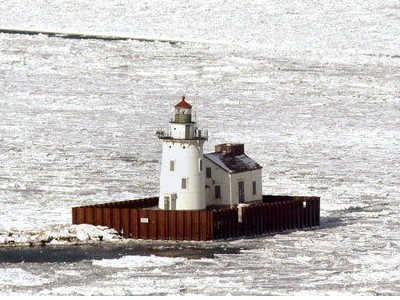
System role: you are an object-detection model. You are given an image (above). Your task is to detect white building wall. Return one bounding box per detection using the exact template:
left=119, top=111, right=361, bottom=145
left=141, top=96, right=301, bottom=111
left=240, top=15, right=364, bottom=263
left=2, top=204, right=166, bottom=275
left=170, top=123, right=194, bottom=139
left=230, top=169, right=263, bottom=203
left=205, top=162, right=231, bottom=206
left=159, top=140, right=205, bottom=210
left=204, top=159, right=262, bottom=207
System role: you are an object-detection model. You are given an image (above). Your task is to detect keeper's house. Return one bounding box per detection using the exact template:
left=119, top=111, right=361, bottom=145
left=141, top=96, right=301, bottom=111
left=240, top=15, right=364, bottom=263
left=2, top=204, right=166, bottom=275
left=204, top=143, right=263, bottom=208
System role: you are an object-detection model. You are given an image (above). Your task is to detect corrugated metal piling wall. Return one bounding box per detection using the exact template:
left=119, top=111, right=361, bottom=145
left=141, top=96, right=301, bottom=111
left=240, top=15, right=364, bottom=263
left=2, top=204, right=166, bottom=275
left=72, top=195, right=320, bottom=241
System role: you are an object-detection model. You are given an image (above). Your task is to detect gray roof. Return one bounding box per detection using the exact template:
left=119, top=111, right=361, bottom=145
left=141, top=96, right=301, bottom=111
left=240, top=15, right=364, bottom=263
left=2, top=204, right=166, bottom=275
left=204, top=152, right=262, bottom=173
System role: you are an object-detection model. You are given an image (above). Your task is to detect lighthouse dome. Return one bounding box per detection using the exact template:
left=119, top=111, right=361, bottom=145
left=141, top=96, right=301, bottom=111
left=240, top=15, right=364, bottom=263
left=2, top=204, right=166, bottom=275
left=173, top=96, right=192, bottom=123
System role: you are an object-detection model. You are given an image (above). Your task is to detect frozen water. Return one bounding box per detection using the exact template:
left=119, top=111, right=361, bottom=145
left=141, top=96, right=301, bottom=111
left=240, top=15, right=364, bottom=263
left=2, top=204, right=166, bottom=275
left=92, top=255, right=186, bottom=269
left=0, top=0, right=399, bottom=296
left=0, top=268, right=52, bottom=287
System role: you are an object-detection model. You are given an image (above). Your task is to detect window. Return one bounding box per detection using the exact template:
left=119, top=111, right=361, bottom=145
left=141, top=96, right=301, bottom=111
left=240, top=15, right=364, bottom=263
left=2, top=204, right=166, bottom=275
left=185, top=125, right=191, bottom=139
left=206, top=167, right=212, bottom=178
left=199, top=159, right=203, bottom=171
left=252, top=181, right=257, bottom=195
left=170, top=160, right=175, bottom=171
left=215, top=185, right=221, bottom=199
left=238, top=181, right=245, bottom=203
left=181, top=178, right=188, bottom=189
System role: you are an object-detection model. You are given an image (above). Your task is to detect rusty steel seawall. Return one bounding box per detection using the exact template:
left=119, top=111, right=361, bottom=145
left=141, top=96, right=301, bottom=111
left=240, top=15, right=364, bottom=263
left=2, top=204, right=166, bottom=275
left=72, top=196, right=320, bottom=241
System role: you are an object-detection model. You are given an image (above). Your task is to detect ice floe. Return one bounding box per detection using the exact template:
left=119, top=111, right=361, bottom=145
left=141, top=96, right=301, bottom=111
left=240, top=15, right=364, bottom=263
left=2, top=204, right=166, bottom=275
left=0, top=224, right=121, bottom=247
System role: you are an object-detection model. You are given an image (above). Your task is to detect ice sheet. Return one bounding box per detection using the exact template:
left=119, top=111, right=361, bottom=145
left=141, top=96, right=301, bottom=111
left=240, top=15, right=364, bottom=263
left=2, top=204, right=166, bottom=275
left=0, top=0, right=399, bottom=296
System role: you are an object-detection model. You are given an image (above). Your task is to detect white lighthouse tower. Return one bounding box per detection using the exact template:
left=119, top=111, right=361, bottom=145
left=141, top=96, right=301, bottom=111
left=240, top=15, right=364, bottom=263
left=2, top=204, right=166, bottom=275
left=157, top=96, right=208, bottom=210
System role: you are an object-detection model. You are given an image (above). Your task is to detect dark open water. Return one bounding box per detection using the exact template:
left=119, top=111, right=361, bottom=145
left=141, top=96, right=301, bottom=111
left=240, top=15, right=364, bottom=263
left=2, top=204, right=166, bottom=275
left=0, top=243, right=243, bottom=263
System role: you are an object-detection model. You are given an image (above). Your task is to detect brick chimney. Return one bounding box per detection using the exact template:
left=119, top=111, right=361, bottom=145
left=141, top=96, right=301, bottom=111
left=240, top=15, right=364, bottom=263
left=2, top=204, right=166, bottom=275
left=215, top=143, right=245, bottom=157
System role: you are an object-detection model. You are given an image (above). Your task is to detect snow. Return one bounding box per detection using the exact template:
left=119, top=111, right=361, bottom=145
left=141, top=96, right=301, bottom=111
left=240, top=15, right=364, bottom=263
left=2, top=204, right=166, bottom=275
left=0, top=0, right=399, bottom=296
left=204, top=152, right=261, bottom=173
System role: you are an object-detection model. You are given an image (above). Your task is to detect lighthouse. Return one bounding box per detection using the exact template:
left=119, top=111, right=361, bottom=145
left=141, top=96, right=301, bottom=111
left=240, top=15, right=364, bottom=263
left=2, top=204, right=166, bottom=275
left=73, top=95, right=321, bottom=240
left=156, top=96, right=208, bottom=210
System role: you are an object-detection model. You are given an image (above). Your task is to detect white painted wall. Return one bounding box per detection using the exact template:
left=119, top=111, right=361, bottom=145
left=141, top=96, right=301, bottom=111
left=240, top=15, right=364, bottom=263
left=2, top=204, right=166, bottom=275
left=205, top=161, right=231, bottom=207
left=231, top=169, right=263, bottom=203
left=159, top=140, right=206, bottom=210
left=170, top=123, right=194, bottom=139
left=204, top=158, right=262, bottom=207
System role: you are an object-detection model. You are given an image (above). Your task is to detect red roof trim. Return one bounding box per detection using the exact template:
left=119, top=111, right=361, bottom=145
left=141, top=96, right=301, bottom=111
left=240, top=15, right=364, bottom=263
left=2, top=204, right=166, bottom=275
left=175, top=96, right=192, bottom=108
